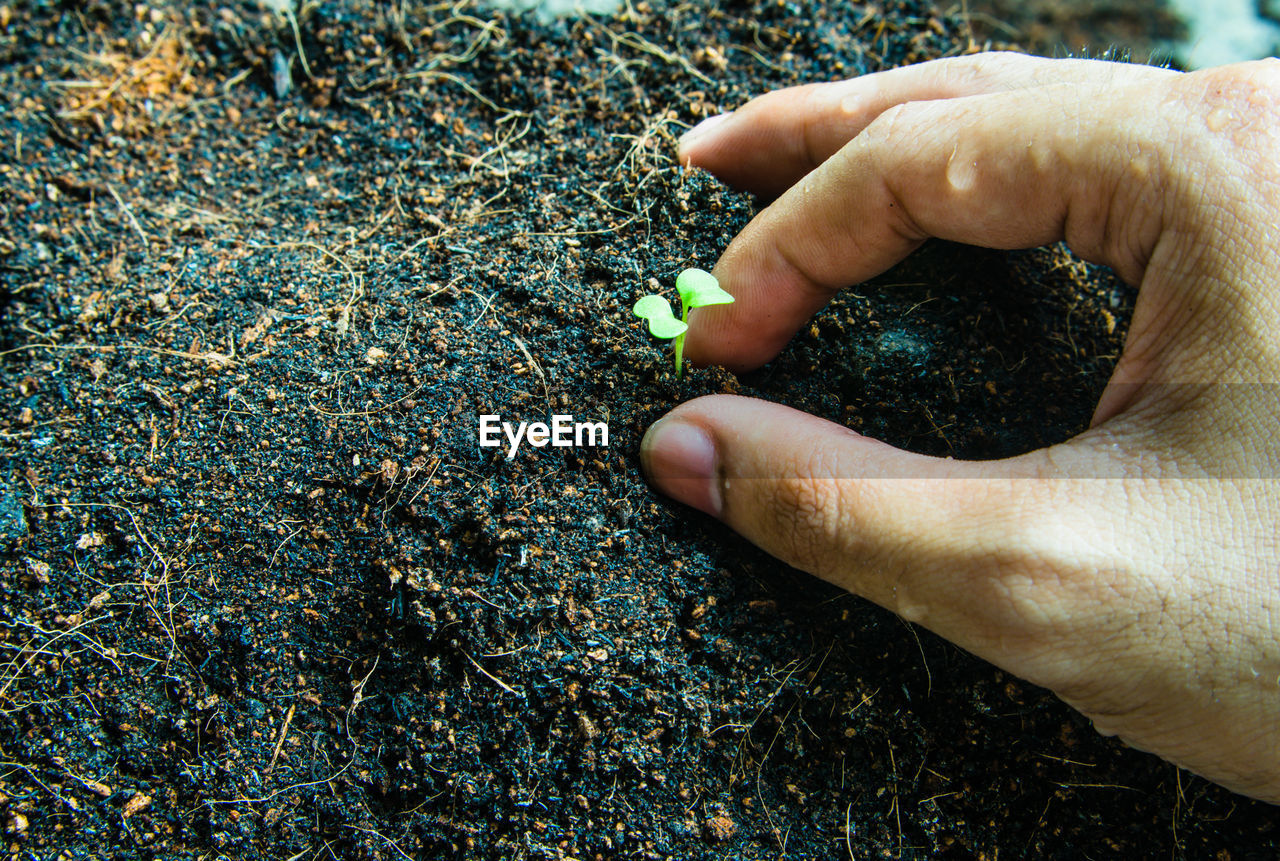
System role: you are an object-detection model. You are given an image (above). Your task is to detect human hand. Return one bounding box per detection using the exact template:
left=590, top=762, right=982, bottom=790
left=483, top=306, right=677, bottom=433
left=641, top=52, right=1280, bottom=803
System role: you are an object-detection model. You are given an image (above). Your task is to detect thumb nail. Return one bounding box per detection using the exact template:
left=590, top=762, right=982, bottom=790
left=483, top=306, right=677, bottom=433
left=640, top=418, right=723, bottom=517
left=679, top=113, right=731, bottom=149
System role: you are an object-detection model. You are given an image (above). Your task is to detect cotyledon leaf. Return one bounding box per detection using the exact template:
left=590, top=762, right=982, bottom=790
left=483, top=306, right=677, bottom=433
left=676, top=268, right=735, bottom=310
left=633, top=294, right=688, bottom=339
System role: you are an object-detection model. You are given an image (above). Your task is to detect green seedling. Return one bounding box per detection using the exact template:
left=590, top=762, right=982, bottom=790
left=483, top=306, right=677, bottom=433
left=633, top=268, right=735, bottom=378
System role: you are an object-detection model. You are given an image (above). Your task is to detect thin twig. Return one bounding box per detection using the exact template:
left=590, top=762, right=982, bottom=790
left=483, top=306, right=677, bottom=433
left=107, top=184, right=151, bottom=251
left=0, top=341, right=236, bottom=368
left=282, top=7, right=313, bottom=78
left=460, top=649, right=517, bottom=695
left=267, top=704, right=296, bottom=774
left=510, top=334, right=549, bottom=410
left=341, top=825, right=414, bottom=861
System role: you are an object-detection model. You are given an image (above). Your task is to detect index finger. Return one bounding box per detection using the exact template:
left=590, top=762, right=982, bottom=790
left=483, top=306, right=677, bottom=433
left=683, top=70, right=1177, bottom=372
left=679, top=52, right=1174, bottom=200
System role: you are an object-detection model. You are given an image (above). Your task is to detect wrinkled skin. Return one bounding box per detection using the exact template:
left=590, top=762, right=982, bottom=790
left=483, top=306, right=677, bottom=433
left=640, top=53, right=1280, bottom=803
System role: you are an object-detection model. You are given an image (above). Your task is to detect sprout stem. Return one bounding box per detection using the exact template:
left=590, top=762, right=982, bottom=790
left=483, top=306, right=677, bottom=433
left=674, top=297, right=694, bottom=378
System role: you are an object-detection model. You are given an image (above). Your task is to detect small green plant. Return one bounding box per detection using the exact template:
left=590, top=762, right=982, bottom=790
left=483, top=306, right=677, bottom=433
left=633, top=268, right=735, bottom=378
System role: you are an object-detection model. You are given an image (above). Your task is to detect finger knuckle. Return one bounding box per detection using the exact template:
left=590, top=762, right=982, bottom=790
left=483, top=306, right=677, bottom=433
left=798, top=83, right=832, bottom=170
left=858, top=105, right=931, bottom=241
left=965, top=506, right=1145, bottom=683
left=1180, top=60, right=1280, bottom=163
left=1194, top=58, right=1280, bottom=110
left=977, top=535, right=1084, bottom=637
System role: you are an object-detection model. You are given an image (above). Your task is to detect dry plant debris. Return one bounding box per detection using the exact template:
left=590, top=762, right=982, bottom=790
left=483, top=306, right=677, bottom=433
left=54, top=26, right=201, bottom=135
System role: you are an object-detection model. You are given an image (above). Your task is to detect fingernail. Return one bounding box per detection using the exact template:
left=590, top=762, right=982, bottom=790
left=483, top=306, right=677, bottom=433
left=679, top=113, right=731, bottom=149
left=640, top=418, right=723, bottom=517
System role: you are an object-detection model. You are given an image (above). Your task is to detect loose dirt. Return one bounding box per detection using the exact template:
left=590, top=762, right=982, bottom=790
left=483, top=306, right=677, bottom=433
left=1, top=1, right=1275, bottom=858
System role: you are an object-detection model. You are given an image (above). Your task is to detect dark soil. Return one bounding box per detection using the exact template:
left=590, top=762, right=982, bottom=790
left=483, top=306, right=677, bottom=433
left=0, top=1, right=1275, bottom=859
left=963, top=0, right=1186, bottom=65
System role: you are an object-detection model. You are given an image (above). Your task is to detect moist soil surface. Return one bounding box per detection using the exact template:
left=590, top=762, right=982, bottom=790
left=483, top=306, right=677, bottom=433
left=1, top=1, right=1277, bottom=859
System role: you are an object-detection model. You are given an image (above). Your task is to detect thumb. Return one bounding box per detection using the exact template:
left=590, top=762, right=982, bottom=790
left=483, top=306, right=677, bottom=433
left=640, top=394, right=1121, bottom=687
